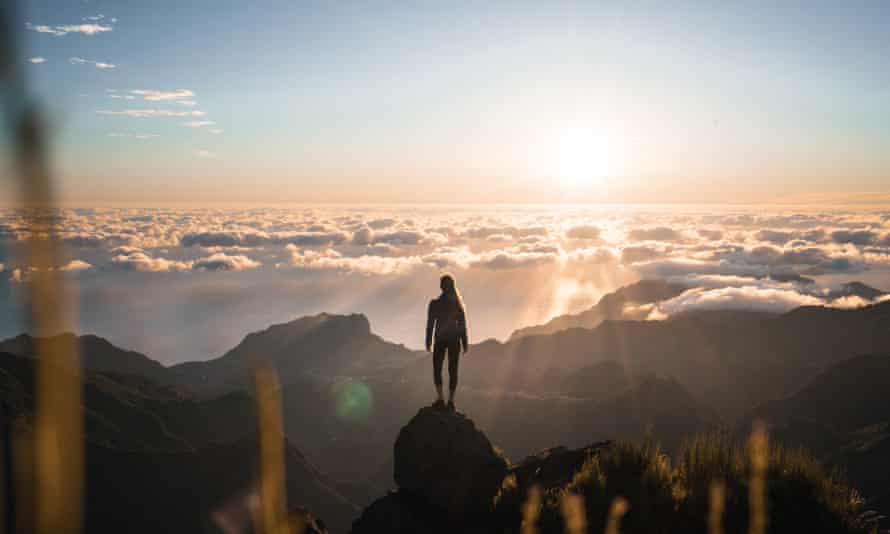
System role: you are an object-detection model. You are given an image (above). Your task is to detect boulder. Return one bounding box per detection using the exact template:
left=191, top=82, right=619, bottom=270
left=393, top=406, right=508, bottom=522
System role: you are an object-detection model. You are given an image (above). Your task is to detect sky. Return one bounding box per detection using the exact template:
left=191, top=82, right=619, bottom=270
left=2, top=0, right=889, bottom=205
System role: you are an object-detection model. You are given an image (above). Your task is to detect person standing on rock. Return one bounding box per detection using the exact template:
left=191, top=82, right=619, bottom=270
left=425, top=273, right=469, bottom=411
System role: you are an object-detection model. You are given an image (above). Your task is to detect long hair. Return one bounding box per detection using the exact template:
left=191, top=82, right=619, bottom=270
left=439, top=273, right=464, bottom=311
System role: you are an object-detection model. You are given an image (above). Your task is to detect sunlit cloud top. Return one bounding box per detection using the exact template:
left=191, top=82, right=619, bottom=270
left=1, top=205, right=888, bottom=362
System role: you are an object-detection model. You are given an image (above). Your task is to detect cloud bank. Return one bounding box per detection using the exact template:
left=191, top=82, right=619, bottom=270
left=1, top=206, right=888, bottom=362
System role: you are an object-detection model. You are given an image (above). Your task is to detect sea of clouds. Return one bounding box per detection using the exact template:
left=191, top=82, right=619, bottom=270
left=1, top=205, right=889, bottom=364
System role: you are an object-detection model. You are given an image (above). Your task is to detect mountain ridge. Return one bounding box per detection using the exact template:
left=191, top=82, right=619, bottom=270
left=3, top=279, right=885, bottom=386
left=508, top=279, right=688, bottom=340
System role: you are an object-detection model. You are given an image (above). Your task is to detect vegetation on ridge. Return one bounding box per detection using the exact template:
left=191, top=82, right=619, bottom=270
left=494, top=434, right=874, bottom=534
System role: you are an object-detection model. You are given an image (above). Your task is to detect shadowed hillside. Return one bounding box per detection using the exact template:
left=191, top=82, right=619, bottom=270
left=0, top=332, right=170, bottom=384
left=0, top=352, right=358, bottom=533
left=0, top=352, right=255, bottom=451
left=78, top=435, right=357, bottom=534
left=748, top=352, right=890, bottom=521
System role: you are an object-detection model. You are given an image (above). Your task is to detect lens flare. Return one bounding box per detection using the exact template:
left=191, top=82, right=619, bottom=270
left=334, top=379, right=373, bottom=421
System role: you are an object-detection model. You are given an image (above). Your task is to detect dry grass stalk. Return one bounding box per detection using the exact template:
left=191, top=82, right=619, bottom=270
left=748, top=422, right=768, bottom=534
left=604, top=496, right=629, bottom=534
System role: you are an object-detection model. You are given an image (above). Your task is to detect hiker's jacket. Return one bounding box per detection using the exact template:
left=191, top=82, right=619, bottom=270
left=426, top=294, right=468, bottom=350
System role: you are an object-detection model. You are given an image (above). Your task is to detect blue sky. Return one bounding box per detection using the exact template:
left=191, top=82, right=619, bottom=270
left=5, top=0, right=890, bottom=205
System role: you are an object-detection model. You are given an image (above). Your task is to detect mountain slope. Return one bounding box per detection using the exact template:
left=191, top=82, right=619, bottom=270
left=509, top=279, right=687, bottom=340
left=0, top=351, right=255, bottom=451
left=0, top=352, right=360, bottom=533
left=747, top=352, right=890, bottom=522
left=80, top=435, right=358, bottom=534
left=0, top=332, right=169, bottom=384
left=753, top=353, right=890, bottom=434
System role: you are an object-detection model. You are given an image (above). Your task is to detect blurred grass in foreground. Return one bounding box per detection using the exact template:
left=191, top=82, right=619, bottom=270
left=496, top=427, right=877, bottom=534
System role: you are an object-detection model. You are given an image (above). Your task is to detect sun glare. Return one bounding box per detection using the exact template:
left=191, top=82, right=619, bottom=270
left=545, top=126, right=623, bottom=190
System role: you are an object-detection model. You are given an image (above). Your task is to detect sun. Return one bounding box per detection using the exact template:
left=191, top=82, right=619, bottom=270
left=545, top=126, right=623, bottom=189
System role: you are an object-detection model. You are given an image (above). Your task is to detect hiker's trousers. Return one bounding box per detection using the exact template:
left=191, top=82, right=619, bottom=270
left=432, top=338, right=461, bottom=391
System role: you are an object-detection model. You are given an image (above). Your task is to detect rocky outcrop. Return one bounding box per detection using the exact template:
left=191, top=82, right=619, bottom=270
left=351, top=406, right=509, bottom=532
left=394, top=406, right=509, bottom=521
left=350, top=407, right=617, bottom=534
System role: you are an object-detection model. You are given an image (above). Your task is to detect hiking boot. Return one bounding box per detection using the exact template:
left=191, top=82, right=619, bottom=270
left=433, top=399, right=446, bottom=410
left=447, top=400, right=456, bottom=412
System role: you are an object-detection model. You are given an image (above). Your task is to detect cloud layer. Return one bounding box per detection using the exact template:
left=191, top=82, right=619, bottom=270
left=1, top=206, right=888, bottom=362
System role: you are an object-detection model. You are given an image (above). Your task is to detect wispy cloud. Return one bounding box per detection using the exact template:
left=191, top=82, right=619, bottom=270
left=28, top=57, right=47, bottom=64
left=184, top=121, right=215, bottom=128
left=130, top=89, right=195, bottom=101
left=26, top=21, right=112, bottom=37
left=175, top=100, right=198, bottom=106
left=69, top=57, right=116, bottom=69
left=209, top=129, right=224, bottom=134
left=82, top=14, right=106, bottom=22
left=195, top=150, right=216, bottom=158
left=97, top=109, right=207, bottom=118
left=108, top=133, right=160, bottom=139
left=110, top=94, right=135, bottom=100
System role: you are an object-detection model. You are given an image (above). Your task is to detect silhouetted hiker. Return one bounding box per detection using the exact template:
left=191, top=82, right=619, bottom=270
left=426, top=273, right=469, bottom=411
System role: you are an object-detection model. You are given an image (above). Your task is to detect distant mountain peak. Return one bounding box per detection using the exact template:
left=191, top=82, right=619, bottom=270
left=260, top=312, right=372, bottom=338
left=829, top=281, right=886, bottom=301
left=169, top=311, right=413, bottom=394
